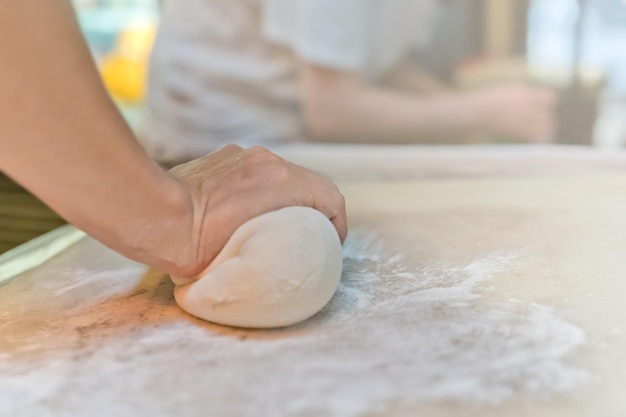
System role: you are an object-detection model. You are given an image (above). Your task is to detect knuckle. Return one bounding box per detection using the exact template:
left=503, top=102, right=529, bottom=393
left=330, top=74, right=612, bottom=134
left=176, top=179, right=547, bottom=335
left=329, top=183, right=345, bottom=204
left=219, top=144, right=242, bottom=153
left=247, top=145, right=267, bottom=154
left=243, top=146, right=282, bottom=165
left=246, top=145, right=272, bottom=157
left=267, top=162, right=292, bottom=182
left=337, top=191, right=346, bottom=209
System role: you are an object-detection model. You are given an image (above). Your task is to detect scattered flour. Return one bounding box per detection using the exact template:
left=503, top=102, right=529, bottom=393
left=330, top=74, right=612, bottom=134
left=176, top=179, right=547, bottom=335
left=0, top=230, right=587, bottom=416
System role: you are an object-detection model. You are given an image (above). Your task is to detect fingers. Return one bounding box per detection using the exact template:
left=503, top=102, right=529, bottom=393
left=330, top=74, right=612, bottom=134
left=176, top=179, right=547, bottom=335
left=289, top=164, right=348, bottom=243
left=317, top=183, right=348, bottom=244
left=328, top=201, right=348, bottom=244
left=309, top=185, right=348, bottom=243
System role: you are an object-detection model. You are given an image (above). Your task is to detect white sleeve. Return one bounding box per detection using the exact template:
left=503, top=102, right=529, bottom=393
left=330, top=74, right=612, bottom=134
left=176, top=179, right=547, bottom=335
left=261, top=0, right=372, bottom=73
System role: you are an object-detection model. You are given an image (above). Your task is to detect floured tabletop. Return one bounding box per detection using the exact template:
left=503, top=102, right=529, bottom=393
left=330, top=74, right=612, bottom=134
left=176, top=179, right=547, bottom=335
left=1, top=145, right=626, bottom=416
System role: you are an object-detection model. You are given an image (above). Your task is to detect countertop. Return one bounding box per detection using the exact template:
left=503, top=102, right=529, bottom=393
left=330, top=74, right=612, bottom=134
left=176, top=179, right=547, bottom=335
left=2, top=145, right=626, bottom=417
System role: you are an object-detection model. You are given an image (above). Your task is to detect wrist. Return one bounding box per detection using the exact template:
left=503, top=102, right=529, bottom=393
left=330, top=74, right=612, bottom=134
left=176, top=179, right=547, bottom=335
left=119, top=173, right=197, bottom=276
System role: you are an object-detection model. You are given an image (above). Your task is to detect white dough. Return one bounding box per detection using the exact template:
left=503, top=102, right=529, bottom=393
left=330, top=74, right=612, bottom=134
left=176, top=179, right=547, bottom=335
left=172, top=207, right=343, bottom=328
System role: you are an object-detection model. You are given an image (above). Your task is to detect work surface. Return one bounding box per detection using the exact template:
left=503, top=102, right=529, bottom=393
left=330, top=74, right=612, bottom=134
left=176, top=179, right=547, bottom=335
left=2, top=145, right=626, bottom=416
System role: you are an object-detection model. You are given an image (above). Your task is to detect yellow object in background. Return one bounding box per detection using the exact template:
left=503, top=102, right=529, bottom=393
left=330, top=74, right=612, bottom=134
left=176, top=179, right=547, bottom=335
left=100, top=23, right=156, bottom=103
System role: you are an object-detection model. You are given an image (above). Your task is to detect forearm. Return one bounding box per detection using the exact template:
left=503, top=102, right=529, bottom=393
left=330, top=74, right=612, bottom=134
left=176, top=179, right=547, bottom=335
left=302, top=67, right=483, bottom=144
left=0, top=0, right=192, bottom=272
left=382, top=62, right=448, bottom=95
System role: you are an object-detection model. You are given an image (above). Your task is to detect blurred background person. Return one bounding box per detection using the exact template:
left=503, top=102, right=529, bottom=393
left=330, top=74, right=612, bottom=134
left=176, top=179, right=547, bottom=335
left=139, top=0, right=557, bottom=164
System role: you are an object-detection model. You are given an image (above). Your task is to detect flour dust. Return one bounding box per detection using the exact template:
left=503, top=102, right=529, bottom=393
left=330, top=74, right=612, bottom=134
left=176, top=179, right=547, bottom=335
left=0, top=230, right=587, bottom=417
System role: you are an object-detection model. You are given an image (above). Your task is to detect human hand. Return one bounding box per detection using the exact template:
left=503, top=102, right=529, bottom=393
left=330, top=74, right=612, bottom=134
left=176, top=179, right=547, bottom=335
left=167, top=145, right=347, bottom=277
left=472, top=83, right=557, bottom=143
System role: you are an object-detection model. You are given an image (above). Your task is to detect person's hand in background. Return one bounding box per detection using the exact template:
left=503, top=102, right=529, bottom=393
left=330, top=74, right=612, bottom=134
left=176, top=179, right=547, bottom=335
left=471, top=82, right=557, bottom=144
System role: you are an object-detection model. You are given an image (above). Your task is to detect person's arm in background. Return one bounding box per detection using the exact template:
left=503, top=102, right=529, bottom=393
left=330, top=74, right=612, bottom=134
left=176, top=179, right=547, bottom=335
left=0, top=0, right=346, bottom=278
left=299, top=62, right=556, bottom=144
left=382, top=62, right=449, bottom=94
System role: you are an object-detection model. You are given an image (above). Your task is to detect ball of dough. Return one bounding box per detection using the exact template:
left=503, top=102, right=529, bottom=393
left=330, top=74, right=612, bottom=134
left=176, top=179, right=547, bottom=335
left=172, top=207, right=343, bottom=328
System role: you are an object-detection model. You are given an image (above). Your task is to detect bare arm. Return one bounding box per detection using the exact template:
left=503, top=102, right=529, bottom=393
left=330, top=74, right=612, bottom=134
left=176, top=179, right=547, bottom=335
left=0, top=0, right=346, bottom=277
left=381, top=62, right=449, bottom=94
left=300, top=63, right=556, bottom=144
